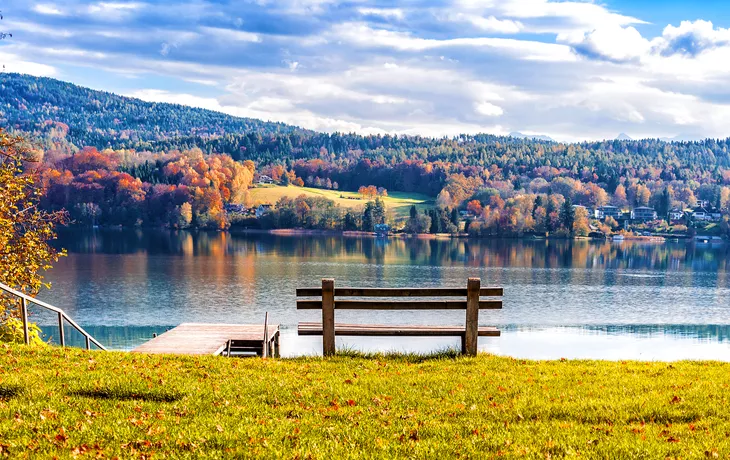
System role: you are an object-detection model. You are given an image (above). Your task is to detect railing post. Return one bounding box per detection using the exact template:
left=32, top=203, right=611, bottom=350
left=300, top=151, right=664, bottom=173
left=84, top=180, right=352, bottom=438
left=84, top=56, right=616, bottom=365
left=464, top=278, right=480, bottom=356
left=274, top=330, right=280, bottom=358
left=322, top=278, right=336, bottom=357
left=20, top=298, right=30, bottom=345
left=85, top=336, right=91, bottom=350
left=262, top=312, right=269, bottom=358
left=58, top=312, right=66, bottom=347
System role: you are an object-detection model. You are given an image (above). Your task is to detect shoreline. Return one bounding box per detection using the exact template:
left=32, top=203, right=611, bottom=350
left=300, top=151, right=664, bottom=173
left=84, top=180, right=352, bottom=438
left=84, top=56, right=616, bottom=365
left=59, top=225, right=719, bottom=243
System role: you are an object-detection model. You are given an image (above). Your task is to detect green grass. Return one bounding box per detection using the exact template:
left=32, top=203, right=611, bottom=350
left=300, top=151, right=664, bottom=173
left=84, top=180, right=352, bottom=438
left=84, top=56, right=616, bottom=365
left=249, top=185, right=435, bottom=219
left=2, top=344, right=730, bottom=458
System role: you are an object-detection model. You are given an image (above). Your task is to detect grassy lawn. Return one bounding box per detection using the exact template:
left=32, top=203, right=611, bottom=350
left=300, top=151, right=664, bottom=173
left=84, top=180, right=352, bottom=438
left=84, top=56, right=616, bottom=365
left=249, top=185, right=435, bottom=219
left=2, top=345, right=730, bottom=458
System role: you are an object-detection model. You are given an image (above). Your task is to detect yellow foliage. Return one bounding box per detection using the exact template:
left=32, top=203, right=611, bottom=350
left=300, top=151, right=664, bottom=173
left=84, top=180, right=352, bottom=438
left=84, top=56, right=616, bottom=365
left=0, top=129, right=67, bottom=343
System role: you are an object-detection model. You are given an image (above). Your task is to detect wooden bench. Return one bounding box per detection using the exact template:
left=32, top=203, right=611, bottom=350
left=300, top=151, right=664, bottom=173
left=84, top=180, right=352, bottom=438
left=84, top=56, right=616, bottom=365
left=297, top=278, right=502, bottom=356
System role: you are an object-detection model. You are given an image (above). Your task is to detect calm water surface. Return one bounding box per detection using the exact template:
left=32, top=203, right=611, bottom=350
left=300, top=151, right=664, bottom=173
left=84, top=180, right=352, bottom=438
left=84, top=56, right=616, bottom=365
left=35, top=229, right=730, bottom=360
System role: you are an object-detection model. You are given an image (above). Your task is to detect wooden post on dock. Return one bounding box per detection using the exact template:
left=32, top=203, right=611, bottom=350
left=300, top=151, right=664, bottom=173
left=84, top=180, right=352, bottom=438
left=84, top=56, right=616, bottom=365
left=262, top=312, right=269, bottom=358
left=464, top=278, right=480, bottom=356
left=322, top=278, right=335, bottom=356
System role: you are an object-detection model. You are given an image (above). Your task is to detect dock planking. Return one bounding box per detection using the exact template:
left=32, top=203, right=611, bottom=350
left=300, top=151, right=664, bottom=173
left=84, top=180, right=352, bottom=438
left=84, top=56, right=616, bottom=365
left=133, top=323, right=280, bottom=356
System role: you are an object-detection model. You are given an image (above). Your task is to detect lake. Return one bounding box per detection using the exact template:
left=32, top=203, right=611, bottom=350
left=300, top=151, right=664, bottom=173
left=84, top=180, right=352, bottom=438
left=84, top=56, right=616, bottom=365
left=35, top=229, right=730, bottom=360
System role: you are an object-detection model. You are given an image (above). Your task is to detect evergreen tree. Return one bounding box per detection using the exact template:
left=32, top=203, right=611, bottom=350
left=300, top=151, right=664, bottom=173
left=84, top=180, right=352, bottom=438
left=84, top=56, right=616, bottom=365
left=545, top=199, right=556, bottom=233
left=373, top=198, right=386, bottom=225
left=450, top=207, right=460, bottom=227
left=533, top=195, right=543, bottom=218
left=362, top=202, right=374, bottom=232
left=343, top=210, right=358, bottom=231
left=429, top=209, right=440, bottom=233
left=659, top=188, right=671, bottom=218
left=560, top=197, right=575, bottom=234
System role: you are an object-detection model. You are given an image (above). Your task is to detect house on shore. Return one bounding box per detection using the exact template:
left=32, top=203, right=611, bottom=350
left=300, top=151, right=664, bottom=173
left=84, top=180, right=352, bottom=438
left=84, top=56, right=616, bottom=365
left=596, top=205, right=622, bottom=220
left=256, top=204, right=273, bottom=218
left=374, top=223, right=390, bottom=237
left=257, top=175, right=274, bottom=185
left=668, top=209, right=684, bottom=222
left=225, top=204, right=247, bottom=214
left=690, top=206, right=722, bottom=222
left=631, top=206, right=657, bottom=222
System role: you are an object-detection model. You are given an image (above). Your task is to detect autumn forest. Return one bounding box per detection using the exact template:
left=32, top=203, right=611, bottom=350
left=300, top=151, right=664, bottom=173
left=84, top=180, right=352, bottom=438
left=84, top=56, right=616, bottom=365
left=3, top=73, right=730, bottom=236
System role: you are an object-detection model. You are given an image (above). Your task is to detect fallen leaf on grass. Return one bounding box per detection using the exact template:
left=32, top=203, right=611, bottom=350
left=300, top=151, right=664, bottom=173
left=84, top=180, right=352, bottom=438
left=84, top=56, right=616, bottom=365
left=55, top=427, right=68, bottom=444
left=40, top=409, right=58, bottom=421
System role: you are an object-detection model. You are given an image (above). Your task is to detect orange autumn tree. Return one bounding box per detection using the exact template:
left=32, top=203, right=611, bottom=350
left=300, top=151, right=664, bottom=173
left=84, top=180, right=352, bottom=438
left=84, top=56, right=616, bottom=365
left=0, top=129, right=67, bottom=343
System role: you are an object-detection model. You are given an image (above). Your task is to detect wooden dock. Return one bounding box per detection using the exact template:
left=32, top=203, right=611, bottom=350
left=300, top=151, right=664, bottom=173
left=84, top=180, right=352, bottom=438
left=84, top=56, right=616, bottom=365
left=133, top=323, right=280, bottom=357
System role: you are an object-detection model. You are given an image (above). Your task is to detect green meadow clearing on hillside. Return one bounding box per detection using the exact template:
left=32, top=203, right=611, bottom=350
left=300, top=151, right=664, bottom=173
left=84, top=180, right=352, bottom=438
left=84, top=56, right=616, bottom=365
left=249, top=185, right=435, bottom=219
left=1, top=345, right=730, bottom=459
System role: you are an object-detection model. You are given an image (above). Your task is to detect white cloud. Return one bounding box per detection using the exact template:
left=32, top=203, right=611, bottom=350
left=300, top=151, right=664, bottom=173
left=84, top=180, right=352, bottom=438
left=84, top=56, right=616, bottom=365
left=88, top=2, right=144, bottom=12
left=654, top=20, right=730, bottom=56
left=199, top=26, right=261, bottom=43
left=498, top=0, right=646, bottom=31
left=87, top=2, right=145, bottom=20
left=33, top=4, right=65, bottom=16
left=564, top=25, right=651, bottom=62
left=5, top=20, right=75, bottom=38
left=285, top=60, right=300, bottom=71
left=257, top=0, right=338, bottom=15
left=332, top=23, right=576, bottom=62
left=9, top=0, right=730, bottom=141
left=0, top=51, right=58, bottom=77
left=160, top=42, right=174, bottom=56
left=474, top=101, right=504, bottom=116
left=448, top=13, right=523, bottom=34
left=357, top=7, right=405, bottom=20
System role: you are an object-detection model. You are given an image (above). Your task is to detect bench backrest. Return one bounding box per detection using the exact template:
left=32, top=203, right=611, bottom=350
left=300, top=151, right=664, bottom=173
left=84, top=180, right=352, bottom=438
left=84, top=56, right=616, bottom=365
left=296, top=278, right=503, bottom=356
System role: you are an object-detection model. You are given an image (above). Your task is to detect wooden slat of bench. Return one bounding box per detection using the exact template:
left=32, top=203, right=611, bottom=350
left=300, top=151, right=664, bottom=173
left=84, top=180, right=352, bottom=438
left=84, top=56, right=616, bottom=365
left=298, top=322, right=500, bottom=337
left=297, top=300, right=502, bottom=310
left=295, top=287, right=504, bottom=297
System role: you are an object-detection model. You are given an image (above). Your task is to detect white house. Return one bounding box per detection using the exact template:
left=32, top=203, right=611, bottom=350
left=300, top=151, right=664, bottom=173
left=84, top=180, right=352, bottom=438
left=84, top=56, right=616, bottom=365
left=668, top=209, right=684, bottom=221
left=692, top=206, right=723, bottom=222
left=257, top=175, right=274, bottom=185
left=631, top=207, right=657, bottom=221
left=255, top=204, right=273, bottom=218
left=596, top=205, right=622, bottom=220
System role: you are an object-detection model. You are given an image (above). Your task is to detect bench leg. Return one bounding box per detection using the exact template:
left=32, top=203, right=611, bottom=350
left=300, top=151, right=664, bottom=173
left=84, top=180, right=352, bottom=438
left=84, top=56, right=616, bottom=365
left=464, top=278, right=480, bottom=356
left=460, top=335, right=467, bottom=354
left=322, top=278, right=336, bottom=357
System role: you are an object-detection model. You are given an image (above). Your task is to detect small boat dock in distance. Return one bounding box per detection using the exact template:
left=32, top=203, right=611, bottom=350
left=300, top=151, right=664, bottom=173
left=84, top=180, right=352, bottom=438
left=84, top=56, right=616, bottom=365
left=133, top=323, right=280, bottom=357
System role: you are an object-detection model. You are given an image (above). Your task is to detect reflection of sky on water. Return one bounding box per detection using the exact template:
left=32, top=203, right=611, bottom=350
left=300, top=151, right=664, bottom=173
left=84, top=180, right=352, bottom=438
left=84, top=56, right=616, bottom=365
left=36, top=229, right=730, bottom=359
left=37, top=326, right=730, bottom=361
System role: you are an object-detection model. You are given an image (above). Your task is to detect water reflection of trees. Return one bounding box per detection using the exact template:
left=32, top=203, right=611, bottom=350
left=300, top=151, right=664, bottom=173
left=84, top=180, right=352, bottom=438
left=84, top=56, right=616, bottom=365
left=58, top=230, right=730, bottom=275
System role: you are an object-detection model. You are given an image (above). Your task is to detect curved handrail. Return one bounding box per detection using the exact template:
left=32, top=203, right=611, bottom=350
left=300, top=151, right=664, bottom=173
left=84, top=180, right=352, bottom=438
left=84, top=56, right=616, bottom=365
left=0, top=282, right=106, bottom=351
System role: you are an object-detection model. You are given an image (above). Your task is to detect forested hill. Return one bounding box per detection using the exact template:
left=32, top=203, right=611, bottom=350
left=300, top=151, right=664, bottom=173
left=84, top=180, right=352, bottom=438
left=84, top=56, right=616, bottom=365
left=0, top=73, right=298, bottom=148
left=3, top=73, right=730, bottom=189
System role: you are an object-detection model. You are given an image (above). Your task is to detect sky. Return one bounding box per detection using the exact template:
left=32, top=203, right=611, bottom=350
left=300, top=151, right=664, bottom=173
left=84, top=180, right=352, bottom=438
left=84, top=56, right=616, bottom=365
left=1, top=0, right=730, bottom=142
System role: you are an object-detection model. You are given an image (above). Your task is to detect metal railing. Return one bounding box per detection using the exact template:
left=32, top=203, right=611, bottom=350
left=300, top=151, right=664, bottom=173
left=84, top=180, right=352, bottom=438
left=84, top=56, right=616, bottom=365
left=0, top=281, right=106, bottom=351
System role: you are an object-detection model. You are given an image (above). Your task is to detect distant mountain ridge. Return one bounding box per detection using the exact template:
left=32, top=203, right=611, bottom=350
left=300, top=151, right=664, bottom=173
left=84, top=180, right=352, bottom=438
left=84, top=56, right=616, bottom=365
left=508, top=131, right=554, bottom=142
left=0, top=73, right=300, bottom=149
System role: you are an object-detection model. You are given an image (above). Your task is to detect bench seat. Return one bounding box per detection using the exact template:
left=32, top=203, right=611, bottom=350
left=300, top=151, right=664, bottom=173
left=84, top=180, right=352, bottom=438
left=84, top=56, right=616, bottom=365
left=298, top=322, right=500, bottom=337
